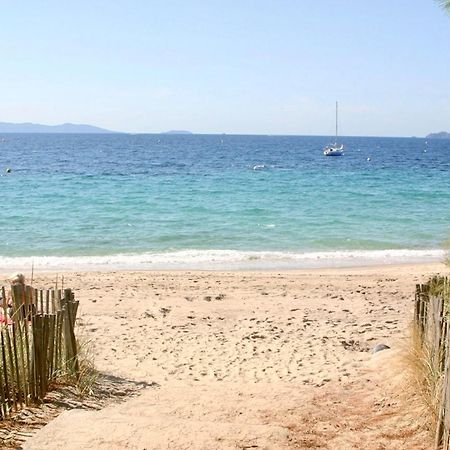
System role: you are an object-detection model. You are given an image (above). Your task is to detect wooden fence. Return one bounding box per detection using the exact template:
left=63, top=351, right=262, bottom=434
left=0, top=285, right=79, bottom=420
left=415, top=276, right=450, bottom=449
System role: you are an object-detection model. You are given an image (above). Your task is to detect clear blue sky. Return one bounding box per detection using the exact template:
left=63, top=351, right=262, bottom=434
left=1, top=0, right=449, bottom=136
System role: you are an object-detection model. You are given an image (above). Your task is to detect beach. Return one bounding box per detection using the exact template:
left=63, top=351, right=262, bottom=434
left=2, top=262, right=442, bottom=449
left=2, top=0, right=450, bottom=447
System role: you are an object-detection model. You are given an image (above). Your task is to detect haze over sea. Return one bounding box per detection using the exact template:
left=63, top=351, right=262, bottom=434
left=0, top=133, right=449, bottom=271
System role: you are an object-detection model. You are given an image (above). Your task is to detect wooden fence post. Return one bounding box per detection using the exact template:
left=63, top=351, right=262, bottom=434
left=0, top=284, right=80, bottom=419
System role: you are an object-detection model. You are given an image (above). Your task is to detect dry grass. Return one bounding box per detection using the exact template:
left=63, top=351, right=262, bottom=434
left=404, top=275, right=450, bottom=447
left=429, top=276, right=450, bottom=299
left=72, top=326, right=99, bottom=397
left=402, top=324, right=443, bottom=436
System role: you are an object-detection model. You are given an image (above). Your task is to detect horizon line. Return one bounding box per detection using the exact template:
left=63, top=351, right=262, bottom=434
left=0, top=130, right=436, bottom=139
left=135, top=131, right=434, bottom=139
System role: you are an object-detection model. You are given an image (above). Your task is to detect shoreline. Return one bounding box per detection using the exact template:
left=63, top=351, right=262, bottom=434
left=0, top=248, right=445, bottom=273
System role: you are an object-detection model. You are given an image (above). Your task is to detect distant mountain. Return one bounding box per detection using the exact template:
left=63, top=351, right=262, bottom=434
left=0, top=122, right=119, bottom=133
left=161, top=130, right=193, bottom=135
left=426, top=131, right=450, bottom=139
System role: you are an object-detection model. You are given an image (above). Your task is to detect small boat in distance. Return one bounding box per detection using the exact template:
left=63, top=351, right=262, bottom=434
left=324, top=101, right=344, bottom=156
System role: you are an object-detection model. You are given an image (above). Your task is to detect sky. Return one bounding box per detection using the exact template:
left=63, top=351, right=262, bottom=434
left=1, top=0, right=450, bottom=136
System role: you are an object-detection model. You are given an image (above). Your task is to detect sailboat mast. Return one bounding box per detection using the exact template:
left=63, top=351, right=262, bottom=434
left=335, top=101, right=338, bottom=143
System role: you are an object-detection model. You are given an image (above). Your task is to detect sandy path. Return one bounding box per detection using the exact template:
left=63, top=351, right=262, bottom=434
left=4, top=263, right=444, bottom=449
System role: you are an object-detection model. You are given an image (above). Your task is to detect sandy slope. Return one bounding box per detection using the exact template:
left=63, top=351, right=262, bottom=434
left=3, top=263, right=445, bottom=449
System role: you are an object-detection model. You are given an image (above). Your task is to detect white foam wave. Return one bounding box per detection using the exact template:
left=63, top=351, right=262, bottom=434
left=0, top=248, right=445, bottom=272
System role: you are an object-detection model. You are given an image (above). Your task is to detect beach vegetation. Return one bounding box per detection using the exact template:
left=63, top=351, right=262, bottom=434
left=411, top=278, right=450, bottom=446
left=73, top=332, right=98, bottom=396
left=406, top=326, right=443, bottom=431
left=437, top=1, right=450, bottom=11
left=429, top=275, right=450, bottom=303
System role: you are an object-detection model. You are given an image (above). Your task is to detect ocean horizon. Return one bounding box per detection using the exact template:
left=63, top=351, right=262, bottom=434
left=1, top=133, right=449, bottom=271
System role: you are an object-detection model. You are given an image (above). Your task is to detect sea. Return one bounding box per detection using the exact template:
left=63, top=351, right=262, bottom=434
left=0, top=133, right=449, bottom=271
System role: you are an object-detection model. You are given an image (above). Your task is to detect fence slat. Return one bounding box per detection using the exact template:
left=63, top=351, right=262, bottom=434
left=0, top=330, right=11, bottom=417
left=415, top=277, right=450, bottom=449
left=0, top=284, right=80, bottom=419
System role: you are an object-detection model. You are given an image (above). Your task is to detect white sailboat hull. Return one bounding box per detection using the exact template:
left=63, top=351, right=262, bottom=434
left=324, top=144, right=344, bottom=156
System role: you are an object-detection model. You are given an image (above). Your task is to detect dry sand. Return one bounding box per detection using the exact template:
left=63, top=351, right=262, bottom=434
left=5, top=263, right=446, bottom=449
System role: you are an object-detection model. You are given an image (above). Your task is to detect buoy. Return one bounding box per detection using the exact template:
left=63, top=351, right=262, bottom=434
left=367, top=157, right=371, bottom=162
left=5, top=168, right=11, bottom=173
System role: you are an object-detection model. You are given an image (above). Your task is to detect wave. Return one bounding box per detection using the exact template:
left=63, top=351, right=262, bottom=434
left=0, top=248, right=445, bottom=272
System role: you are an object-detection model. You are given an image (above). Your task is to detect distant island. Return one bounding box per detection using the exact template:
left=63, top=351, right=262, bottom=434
left=161, top=130, right=193, bottom=135
left=426, top=131, right=450, bottom=139
left=0, top=122, right=118, bottom=133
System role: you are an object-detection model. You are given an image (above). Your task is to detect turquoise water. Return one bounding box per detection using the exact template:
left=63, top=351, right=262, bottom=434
left=0, top=134, right=449, bottom=270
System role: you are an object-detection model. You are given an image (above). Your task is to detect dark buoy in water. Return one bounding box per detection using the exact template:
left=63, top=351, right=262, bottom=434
left=5, top=168, right=11, bottom=173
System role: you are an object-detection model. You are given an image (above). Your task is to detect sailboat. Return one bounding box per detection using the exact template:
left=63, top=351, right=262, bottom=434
left=323, top=101, right=344, bottom=156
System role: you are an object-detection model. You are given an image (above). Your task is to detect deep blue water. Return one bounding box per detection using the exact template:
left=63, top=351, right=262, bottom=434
left=0, top=133, right=449, bottom=269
